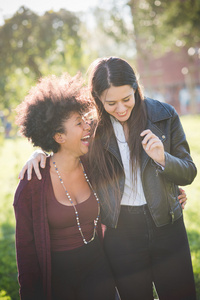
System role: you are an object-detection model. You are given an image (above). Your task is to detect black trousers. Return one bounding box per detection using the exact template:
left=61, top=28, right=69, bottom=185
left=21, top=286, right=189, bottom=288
left=103, top=205, right=196, bottom=300
left=51, top=236, right=116, bottom=300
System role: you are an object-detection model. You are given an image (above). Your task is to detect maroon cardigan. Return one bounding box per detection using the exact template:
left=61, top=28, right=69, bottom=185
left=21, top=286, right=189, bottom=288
left=14, top=156, right=103, bottom=300
left=14, top=157, right=52, bottom=300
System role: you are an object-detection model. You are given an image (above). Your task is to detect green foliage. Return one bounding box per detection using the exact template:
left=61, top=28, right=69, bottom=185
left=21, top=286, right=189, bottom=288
left=0, top=6, right=83, bottom=110
left=89, top=3, right=136, bottom=60
left=0, top=222, right=18, bottom=300
left=0, top=115, right=200, bottom=299
left=0, top=290, right=11, bottom=300
left=0, top=138, right=35, bottom=300
left=100, top=0, right=200, bottom=57
left=127, top=0, right=200, bottom=55
left=1, top=6, right=82, bottom=76
left=0, top=4, right=137, bottom=116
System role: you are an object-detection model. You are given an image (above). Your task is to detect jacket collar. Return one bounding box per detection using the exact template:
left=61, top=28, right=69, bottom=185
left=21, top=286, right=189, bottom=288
left=144, top=97, right=172, bottom=123
left=101, top=98, right=173, bottom=170
left=141, top=98, right=172, bottom=173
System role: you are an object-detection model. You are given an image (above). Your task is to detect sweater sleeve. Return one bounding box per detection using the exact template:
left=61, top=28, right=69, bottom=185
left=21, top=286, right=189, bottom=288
left=13, top=179, right=44, bottom=300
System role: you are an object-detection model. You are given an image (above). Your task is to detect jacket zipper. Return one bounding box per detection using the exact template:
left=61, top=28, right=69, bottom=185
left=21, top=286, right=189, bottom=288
left=155, top=166, right=175, bottom=224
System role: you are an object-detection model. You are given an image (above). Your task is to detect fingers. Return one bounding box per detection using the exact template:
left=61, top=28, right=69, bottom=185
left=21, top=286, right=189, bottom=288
left=19, top=161, right=40, bottom=181
left=18, top=153, right=46, bottom=181
left=140, top=129, right=150, bottom=137
left=140, top=130, right=154, bottom=145
left=29, top=153, right=46, bottom=180
left=143, top=138, right=160, bottom=151
left=27, top=160, right=42, bottom=180
left=141, top=130, right=160, bottom=149
left=178, top=187, right=184, bottom=194
left=27, top=161, right=34, bottom=181
left=140, top=129, right=165, bottom=165
left=18, top=165, right=28, bottom=180
left=178, top=188, right=187, bottom=209
left=40, top=154, right=47, bottom=169
left=178, top=188, right=187, bottom=202
left=181, top=201, right=187, bottom=209
left=178, top=194, right=187, bottom=201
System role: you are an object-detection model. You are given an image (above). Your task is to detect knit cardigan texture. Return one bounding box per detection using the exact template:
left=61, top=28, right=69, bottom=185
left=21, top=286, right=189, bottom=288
left=14, top=157, right=52, bottom=299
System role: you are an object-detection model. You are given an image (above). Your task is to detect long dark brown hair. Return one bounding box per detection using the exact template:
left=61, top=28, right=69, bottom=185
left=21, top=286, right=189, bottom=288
left=87, top=57, right=147, bottom=209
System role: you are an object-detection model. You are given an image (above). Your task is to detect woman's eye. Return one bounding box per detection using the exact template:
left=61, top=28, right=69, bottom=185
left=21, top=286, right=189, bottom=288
left=77, top=122, right=82, bottom=126
left=124, top=98, right=130, bottom=102
left=108, top=102, right=115, bottom=106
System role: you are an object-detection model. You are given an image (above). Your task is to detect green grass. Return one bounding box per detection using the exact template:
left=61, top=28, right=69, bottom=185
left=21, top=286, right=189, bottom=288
left=0, top=114, right=200, bottom=299
left=0, top=138, right=35, bottom=300
left=180, top=115, right=200, bottom=299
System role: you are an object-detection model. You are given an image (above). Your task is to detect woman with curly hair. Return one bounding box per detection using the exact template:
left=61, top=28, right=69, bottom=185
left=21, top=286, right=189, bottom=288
left=14, top=74, right=116, bottom=300
left=19, top=57, right=196, bottom=300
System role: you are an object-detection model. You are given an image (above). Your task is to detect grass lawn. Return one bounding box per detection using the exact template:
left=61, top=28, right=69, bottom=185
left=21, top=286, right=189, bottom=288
left=180, top=115, right=200, bottom=298
left=0, top=114, right=200, bottom=299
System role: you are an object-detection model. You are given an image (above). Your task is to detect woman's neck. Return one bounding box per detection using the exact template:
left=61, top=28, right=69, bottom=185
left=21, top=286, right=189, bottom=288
left=51, top=151, right=80, bottom=174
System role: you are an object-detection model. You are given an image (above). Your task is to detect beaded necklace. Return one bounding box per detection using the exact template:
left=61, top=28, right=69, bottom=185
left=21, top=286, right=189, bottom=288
left=52, top=159, right=100, bottom=245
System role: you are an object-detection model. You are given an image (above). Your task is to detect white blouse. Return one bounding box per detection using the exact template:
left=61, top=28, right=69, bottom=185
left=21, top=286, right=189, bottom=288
left=110, top=116, right=147, bottom=206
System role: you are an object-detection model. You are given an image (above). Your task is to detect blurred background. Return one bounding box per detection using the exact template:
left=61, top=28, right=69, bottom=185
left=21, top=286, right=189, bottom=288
left=0, top=0, right=199, bottom=299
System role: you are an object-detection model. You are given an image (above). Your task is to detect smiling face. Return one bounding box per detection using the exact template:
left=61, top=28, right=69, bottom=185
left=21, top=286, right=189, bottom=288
left=55, top=112, right=91, bottom=157
left=100, top=85, right=135, bottom=123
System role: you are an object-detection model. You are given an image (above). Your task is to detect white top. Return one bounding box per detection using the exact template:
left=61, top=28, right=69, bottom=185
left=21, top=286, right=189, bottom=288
left=110, top=116, right=147, bottom=206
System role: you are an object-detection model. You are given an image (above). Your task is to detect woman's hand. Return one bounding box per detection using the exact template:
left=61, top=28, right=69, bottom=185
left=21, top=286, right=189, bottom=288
left=140, top=129, right=165, bottom=167
left=18, top=150, right=47, bottom=180
left=178, top=188, right=187, bottom=209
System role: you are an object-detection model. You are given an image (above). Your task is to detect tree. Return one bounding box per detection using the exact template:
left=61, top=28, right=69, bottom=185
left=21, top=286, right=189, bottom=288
left=85, top=3, right=136, bottom=62
left=128, top=0, right=200, bottom=55
left=93, top=0, right=200, bottom=56
left=0, top=6, right=83, bottom=109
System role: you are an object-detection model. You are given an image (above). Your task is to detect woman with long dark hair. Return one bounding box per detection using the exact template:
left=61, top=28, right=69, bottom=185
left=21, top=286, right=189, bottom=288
left=86, top=57, right=197, bottom=300
left=19, top=57, right=196, bottom=300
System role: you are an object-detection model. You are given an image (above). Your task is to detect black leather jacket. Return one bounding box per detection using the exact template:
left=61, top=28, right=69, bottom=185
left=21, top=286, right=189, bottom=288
left=98, top=98, right=197, bottom=228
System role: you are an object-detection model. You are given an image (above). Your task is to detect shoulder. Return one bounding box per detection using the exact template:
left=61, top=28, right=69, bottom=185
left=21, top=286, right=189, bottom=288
left=144, top=97, right=177, bottom=123
left=14, top=174, right=41, bottom=207
left=14, top=157, right=50, bottom=206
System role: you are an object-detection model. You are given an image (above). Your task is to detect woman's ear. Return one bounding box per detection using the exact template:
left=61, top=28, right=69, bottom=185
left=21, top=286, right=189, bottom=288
left=53, top=133, right=65, bottom=144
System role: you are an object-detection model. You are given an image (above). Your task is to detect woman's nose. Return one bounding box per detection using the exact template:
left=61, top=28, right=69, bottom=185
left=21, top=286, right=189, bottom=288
left=116, top=101, right=125, bottom=112
left=83, top=120, right=91, bottom=130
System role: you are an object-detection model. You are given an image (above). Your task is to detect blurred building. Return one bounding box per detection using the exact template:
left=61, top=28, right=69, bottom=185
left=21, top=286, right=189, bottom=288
left=136, top=47, right=200, bottom=115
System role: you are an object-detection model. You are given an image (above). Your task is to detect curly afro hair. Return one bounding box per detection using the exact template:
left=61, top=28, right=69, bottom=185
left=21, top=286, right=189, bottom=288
left=16, top=73, right=96, bottom=153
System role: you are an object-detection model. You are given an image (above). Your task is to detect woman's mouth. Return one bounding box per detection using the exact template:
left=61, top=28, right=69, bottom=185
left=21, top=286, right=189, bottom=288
left=116, top=110, right=127, bottom=117
left=81, top=135, right=90, bottom=146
